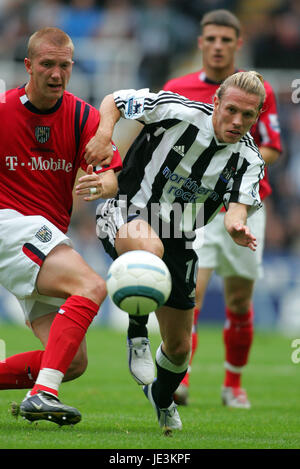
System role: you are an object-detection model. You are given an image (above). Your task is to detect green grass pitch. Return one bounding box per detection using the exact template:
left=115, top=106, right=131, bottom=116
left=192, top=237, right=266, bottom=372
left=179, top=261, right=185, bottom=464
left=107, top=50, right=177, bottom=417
left=0, top=322, right=299, bottom=450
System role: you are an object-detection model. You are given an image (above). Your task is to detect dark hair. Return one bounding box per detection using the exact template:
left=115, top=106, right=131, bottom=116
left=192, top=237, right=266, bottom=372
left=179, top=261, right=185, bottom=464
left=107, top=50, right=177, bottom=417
left=200, top=9, right=241, bottom=37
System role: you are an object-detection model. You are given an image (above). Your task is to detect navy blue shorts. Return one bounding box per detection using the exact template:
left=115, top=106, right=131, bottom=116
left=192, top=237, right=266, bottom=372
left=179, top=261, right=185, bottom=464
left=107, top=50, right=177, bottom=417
left=96, top=199, right=198, bottom=310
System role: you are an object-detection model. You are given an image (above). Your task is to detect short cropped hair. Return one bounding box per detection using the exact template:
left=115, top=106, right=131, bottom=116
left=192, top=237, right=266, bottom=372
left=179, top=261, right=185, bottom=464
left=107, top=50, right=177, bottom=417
left=200, top=9, right=241, bottom=37
left=216, top=71, right=266, bottom=110
left=27, top=27, right=74, bottom=59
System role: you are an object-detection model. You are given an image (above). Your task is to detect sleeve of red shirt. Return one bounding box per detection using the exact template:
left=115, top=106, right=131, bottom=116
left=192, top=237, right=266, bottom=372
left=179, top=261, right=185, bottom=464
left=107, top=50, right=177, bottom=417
left=163, top=78, right=179, bottom=94
left=252, top=81, right=282, bottom=153
left=162, top=80, right=172, bottom=92
left=78, top=104, right=122, bottom=174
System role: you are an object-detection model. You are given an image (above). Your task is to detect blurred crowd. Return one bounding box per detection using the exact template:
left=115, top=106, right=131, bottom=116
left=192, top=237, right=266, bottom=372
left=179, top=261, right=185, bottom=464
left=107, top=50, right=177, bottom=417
left=0, top=0, right=299, bottom=254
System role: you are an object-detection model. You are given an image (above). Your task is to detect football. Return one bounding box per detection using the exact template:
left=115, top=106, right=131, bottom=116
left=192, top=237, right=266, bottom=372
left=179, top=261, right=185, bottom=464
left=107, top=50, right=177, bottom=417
left=106, top=250, right=172, bottom=316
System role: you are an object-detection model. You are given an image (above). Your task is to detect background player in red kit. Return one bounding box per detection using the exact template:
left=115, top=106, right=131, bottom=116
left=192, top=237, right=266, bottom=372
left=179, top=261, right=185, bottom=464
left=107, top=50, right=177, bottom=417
left=127, top=10, right=281, bottom=409
left=0, top=27, right=122, bottom=425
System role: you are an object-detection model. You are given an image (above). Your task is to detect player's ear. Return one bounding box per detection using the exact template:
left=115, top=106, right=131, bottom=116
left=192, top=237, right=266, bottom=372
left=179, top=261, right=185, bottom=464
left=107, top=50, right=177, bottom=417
left=236, top=36, right=243, bottom=52
left=24, top=57, right=32, bottom=75
left=197, top=35, right=203, bottom=51
left=254, top=108, right=262, bottom=123
left=213, top=93, right=220, bottom=108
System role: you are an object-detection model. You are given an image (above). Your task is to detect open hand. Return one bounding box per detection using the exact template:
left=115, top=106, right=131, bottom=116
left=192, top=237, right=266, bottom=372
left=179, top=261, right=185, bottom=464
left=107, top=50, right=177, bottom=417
left=75, top=165, right=104, bottom=201
left=228, top=222, right=257, bottom=251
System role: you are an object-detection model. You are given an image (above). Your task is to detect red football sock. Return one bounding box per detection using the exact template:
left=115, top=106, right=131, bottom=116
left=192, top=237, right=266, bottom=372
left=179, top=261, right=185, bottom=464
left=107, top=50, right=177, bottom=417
left=181, top=307, right=200, bottom=387
left=223, top=306, right=254, bottom=388
left=0, top=350, right=43, bottom=390
left=31, top=295, right=99, bottom=396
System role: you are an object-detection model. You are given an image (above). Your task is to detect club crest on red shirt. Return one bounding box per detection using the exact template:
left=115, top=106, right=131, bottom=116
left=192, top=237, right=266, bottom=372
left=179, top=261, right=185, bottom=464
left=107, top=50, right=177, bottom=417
left=35, top=126, right=50, bottom=144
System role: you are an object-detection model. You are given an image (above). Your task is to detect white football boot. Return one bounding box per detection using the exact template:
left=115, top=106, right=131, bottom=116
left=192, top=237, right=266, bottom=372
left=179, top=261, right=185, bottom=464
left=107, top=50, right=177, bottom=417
left=173, top=383, right=189, bottom=406
left=127, top=337, right=155, bottom=385
left=222, top=386, right=251, bottom=409
left=143, top=382, right=182, bottom=434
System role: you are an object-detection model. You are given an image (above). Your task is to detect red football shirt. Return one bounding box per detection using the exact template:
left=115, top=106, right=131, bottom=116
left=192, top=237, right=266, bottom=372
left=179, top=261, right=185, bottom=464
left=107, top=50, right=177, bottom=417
left=163, top=69, right=282, bottom=200
left=0, top=87, right=122, bottom=233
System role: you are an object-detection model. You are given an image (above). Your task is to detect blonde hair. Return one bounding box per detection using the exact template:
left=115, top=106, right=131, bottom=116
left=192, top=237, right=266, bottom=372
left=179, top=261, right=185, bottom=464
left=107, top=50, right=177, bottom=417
left=27, top=27, right=74, bottom=59
left=216, top=71, right=266, bottom=110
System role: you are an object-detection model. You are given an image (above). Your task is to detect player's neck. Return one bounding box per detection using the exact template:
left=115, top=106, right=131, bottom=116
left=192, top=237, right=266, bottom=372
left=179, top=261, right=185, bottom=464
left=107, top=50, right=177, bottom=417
left=24, top=83, right=59, bottom=111
left=203, top=64, right=237, bottom=84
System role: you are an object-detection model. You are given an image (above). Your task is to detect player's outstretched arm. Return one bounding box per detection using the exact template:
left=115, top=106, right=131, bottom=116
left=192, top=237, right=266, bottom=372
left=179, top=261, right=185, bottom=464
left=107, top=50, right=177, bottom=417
left=75, top=164, right=118, bottom=201
left=224, top=202, right=257, bottom=251
left=84, top=94, right=121, bottom=167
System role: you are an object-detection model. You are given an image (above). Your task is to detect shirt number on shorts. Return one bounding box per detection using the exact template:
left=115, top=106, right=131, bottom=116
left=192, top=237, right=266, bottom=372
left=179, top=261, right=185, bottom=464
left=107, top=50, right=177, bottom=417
left=185, top=258, right=198, bottom=285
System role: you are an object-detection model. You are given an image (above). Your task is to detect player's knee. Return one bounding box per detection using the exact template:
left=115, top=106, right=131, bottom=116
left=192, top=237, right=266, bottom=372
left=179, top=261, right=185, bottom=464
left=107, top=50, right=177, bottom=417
left=166, top=340, right=191, bottom=367
left=227, top=293, right=251, bottom=314
left=131, top=240, right=164, bottom=259
left=146, top=241, right=164, bottom=259
left=83, top=274, right=107, bottom=305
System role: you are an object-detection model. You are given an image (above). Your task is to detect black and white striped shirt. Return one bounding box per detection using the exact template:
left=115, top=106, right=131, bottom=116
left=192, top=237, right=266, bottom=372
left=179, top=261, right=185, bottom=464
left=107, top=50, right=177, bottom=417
left=114, top=89, right=265, bottom=232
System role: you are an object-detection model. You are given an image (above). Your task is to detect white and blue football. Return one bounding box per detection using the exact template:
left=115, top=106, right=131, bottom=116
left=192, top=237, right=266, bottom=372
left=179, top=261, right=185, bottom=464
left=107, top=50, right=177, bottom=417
left=106, top=250, right=172, bottom=316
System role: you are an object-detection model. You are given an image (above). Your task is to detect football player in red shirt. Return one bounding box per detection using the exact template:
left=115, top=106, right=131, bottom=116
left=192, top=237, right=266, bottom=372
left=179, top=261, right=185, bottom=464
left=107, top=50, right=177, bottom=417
left=0, top=27, right=122, bottom=425
left=127, top=10, right=281, bottom=409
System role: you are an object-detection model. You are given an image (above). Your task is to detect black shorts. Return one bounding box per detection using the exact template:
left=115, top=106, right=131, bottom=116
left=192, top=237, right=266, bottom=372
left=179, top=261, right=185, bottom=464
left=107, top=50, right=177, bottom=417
left=96, top=198, right=198, bottom=310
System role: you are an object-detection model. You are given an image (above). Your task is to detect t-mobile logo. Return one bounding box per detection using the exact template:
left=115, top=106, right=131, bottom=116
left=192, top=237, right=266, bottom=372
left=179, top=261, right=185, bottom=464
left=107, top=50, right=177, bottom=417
left=5, top=156, right=73, bottom=172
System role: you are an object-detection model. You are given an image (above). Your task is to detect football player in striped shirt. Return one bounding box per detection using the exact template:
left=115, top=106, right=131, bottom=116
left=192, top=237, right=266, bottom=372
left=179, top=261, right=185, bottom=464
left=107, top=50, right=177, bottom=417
left=90, top=70, right=266, bottom=431
left=125, top=9, right=282, bottom=410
